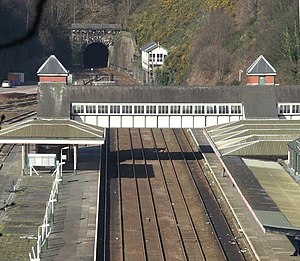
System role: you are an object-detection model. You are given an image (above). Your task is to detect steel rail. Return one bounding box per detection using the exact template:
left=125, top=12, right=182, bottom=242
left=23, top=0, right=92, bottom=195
left=2, top=111, right=37, bottom=125
left=174, top=128, right=246, bottom=261
left=160, top=129, right=206, bottom=260
left=137, top=128, right=165, bottom=261
left=151, top=129, right=189, bottom=260
left=172, top=128, right=227, bottom=259
left=127, top=129, right=147, bottom=261
left=116, top=129, right=125, bottom=261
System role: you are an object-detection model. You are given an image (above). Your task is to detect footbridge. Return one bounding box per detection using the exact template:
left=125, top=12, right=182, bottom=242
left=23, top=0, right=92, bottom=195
left=38, top=84, right=300, bottom=129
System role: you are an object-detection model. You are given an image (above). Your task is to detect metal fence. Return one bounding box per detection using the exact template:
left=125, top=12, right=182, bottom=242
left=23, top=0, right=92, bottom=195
left=29, top=161, right=62, bottom=261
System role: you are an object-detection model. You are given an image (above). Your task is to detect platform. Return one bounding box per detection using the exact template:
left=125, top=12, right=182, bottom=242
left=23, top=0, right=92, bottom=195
left=41, top=145, right=101, bottom=261
left=191, top=129, right=298, bottom=260
left=0, top=144, right=100, bottom=260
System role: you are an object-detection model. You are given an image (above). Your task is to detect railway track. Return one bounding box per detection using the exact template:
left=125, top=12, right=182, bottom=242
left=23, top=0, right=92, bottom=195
left=2, top=111, right=37, bottom=125
left=0, top=99, right=37, bottom=111
left=0, top=111, right=38, bottom=224
left=0, top=93, right=37, bottom=122
left=101, top=128, right=247, bottom=261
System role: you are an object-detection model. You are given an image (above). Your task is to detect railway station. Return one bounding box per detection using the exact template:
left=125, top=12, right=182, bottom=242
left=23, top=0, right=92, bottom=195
left=1, top=56, right=300, bottom=260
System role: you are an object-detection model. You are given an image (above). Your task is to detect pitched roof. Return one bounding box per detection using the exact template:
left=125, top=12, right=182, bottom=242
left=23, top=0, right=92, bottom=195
left=141, top=42, right=157, bottom=52
left=141, top=42, right=168, bottom=53
left=205, top=119, right=300, bottom=156
left=246, top=55, right=277, bottom=76
left=37, top=55, right=68, bottom=76
left=0, top=118, right=104, bottom=145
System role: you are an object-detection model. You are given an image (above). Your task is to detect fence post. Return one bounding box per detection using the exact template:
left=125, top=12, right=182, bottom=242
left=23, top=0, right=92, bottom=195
left=29, top=161, right=62, bottom=259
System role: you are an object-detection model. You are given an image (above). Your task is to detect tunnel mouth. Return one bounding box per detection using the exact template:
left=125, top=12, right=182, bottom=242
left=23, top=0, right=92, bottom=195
left=83, top=42, right=108, bottom=69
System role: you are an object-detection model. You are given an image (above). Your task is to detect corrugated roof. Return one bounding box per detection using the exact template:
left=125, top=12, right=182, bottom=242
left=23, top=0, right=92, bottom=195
left=37, top=55, right=68, bottom=75
left=246, top=55, right=277, bottom=75
left=0, top=119, right=104, bottom=145
left=205, top=119, right=300, bottom=156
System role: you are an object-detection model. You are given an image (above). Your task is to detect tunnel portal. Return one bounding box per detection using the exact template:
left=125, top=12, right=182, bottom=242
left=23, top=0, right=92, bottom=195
left=83, top=43, right=109, bottom=69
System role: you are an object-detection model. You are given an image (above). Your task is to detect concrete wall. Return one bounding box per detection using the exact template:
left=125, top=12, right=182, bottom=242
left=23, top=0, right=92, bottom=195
left=38, top=83, right=70, bottom=118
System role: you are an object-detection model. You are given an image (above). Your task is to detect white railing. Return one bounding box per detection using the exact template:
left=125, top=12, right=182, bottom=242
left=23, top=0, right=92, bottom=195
left=29, top=161, right=62, bottom=261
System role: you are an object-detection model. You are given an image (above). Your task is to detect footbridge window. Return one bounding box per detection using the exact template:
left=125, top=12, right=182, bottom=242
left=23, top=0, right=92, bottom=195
left=195, top=105, right=205, bottom=114
left=207, top=105, right=217, bottom=114
left=219, top=105, right=229, bottom=114
left=134, top=105, right=145, bottom=114
left=279, top=105, right=290, bottom=114
left=231, top=105, right=242, bottom=114
left=146, top=105, right=156, bottom=114
left=170, top=105, right=181, bottom=114
left=98, top=105, right=108, bottom=114
left=71, top=103, right=243, bottom=116
left=110, top=105, right=120, bottom=114
left=73, top=104, right=84, bottom=113
left=122, top=105, right=132, bottom=114
left=86, top=105, right=96, bottom=113
left=182, top=105, right=193, bottom=114
left=292, top=105, right=300, bottom=113
left=277, top=103, right=300, bottom=119
left=158, top=106, right=169, bottom=114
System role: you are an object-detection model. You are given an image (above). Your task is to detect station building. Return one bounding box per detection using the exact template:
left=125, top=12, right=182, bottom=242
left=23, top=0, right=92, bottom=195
left=246, top=55, right=277, bottom=85
left=2, top=54, right=300, bottom=240
left=37, top=55, right=69, bottom=84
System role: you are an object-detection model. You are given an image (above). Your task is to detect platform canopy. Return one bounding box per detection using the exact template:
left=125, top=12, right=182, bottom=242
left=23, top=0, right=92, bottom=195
left=0, top=118, right=104, bottom=145
left=204, top=119, right=300, bottom=157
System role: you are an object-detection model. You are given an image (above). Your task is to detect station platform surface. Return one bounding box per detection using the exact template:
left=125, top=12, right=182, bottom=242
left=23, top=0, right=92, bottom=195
left=41, top=145, right=101, bottom=261
left=0, top=145, right=100, bottom=261
left=191, top=129, right=300, bottom=260
left=41, top=169, right=99, bottom=260
left=0, top=145, right=54, bottom=260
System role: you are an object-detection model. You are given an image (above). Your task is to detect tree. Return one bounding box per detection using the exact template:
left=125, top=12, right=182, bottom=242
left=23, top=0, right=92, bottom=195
left=194, top=9, right=235, bottom=81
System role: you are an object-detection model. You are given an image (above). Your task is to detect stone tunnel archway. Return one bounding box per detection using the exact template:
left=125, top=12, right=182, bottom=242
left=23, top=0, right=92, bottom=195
left=83, top=42, right=109, bottom=69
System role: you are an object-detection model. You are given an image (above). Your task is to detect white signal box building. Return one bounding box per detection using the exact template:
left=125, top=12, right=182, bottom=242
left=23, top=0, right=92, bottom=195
left=141, top=42, right=168, bottom=83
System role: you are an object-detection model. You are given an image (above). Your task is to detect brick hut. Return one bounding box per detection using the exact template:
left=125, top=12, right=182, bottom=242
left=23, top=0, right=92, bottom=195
left=37, top=55, right=69, bottom=84
left=246, top=55, right=277, bottom=85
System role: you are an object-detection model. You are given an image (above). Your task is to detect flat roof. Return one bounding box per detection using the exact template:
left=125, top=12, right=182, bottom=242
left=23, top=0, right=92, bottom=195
left=0, top=119, right=105, bottom=145
left=240, top=158, right=300, bottom=235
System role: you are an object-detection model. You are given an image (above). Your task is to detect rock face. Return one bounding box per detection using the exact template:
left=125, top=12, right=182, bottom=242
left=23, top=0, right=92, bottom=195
left=109, top=32, right=143, bottom=81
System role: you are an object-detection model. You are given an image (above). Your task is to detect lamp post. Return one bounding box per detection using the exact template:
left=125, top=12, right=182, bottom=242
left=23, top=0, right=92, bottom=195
left=238, top=70, right=243, bottom=82
left=60, top=146, right=69, bottom=181
left=148, top=51, right=151, bottom=84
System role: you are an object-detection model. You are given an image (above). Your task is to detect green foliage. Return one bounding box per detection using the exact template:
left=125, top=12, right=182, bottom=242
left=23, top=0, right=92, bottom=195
left=130, top=0, right=206, bottom=84
left=283, top=23, right=300, bottom=65
left=156, top=67, right=174, bottom=85
left=204, top=0, right=234, bottom=10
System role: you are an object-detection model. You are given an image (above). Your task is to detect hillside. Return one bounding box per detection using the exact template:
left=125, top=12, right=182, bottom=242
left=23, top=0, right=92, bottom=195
left=0, top=0, right=299, bottom=85
left=130, top=0, right=300, bottom=85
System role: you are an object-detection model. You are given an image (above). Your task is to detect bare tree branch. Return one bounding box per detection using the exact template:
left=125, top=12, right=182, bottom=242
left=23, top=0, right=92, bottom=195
left=0, top=0, right=48, bottom=49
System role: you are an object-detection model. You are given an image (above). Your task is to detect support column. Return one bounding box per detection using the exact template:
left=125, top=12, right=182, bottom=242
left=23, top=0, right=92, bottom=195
left=27, top=144, right=31, bottom=154
left=25, top=144, right=29, bottom=175
left=74, top=144, right=78, bottom=175
left=21, top=144, right=25, bottom=175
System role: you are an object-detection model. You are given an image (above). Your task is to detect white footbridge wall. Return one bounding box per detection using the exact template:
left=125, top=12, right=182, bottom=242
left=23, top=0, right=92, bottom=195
left=71, top=102, right=244, bottom=128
